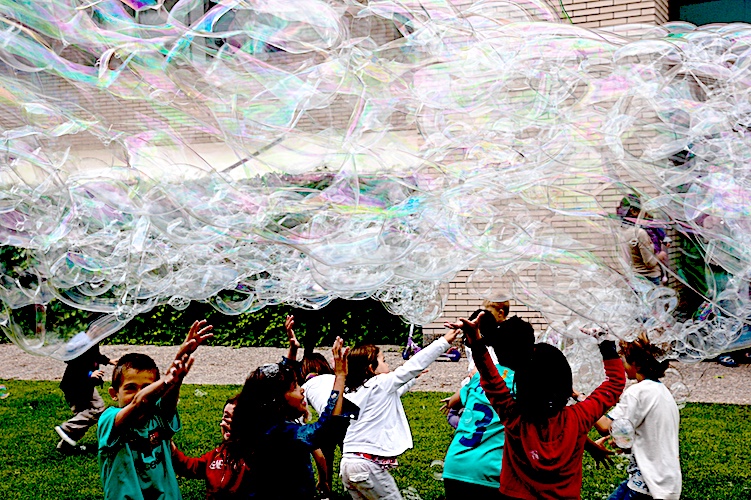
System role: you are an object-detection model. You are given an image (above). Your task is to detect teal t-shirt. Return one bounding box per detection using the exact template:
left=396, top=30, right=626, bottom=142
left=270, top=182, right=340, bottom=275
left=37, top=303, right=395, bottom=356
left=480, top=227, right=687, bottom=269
left=442, top=365, right=514, bottom=488
left=98, top=400, right=182, bottom=500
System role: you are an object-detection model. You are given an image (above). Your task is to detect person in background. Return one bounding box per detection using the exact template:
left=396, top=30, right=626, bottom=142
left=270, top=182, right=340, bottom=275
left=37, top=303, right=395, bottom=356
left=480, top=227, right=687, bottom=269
left=55, top=341, right=118, bottom=453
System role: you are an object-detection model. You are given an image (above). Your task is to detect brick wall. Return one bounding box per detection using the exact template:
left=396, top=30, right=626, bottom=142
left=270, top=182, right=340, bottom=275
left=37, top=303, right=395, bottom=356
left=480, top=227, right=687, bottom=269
left=562, top=0, right=669, bottom=27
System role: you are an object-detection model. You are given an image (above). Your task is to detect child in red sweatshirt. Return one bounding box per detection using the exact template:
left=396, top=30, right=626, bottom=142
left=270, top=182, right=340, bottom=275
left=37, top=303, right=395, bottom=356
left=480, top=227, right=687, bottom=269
left=448, top=313, right=626, bottom=499
left=171, top=395, right=250, bottom=499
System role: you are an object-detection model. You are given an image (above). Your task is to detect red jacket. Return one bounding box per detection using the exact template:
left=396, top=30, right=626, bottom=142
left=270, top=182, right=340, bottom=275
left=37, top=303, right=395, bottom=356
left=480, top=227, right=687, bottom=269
left=474, top=344, right=626, bottom=499
left=172, top=443, right=250, bottom=499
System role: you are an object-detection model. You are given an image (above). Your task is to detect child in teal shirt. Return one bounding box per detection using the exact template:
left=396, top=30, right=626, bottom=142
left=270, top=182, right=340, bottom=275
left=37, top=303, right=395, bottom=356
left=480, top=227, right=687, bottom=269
left=442, top=313, right=534, bottom=499
left=98, top=320, right=213, bottom=500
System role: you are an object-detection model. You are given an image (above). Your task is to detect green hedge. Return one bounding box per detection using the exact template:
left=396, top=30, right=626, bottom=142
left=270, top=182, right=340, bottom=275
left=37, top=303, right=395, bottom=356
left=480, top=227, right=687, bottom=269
left=1, top=298, right=420, bottom=348
left=1, top=244, right=420, bottom=348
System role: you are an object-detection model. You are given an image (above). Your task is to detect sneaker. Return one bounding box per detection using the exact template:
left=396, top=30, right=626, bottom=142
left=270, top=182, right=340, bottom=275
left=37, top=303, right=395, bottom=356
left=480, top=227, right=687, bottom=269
left=718, top=355, right=738, bottom=368
left=56, top=440, right=87, bottom=455
left=55, top=426, right=77, bottom=446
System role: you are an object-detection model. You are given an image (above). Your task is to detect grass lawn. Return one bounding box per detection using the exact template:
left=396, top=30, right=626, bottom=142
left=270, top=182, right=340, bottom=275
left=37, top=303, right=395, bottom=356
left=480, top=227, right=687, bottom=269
left=1, top=380, right=750, bottom=499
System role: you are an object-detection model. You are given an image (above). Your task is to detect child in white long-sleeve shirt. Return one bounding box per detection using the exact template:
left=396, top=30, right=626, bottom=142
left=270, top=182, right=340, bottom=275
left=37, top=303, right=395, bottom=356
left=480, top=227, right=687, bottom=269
left=596, top=334, right=681, bottom=500
left=340, top=329, right=462, bottom=499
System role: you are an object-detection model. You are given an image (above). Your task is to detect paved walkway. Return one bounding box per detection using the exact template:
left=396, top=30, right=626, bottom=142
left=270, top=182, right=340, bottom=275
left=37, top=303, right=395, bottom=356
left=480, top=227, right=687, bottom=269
left=1, top=344, right=750, bottom=404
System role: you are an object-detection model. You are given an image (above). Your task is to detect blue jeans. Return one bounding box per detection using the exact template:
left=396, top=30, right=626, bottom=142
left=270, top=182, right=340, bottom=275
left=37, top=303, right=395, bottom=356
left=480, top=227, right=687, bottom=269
left=608, top=481, right=652, bottom=500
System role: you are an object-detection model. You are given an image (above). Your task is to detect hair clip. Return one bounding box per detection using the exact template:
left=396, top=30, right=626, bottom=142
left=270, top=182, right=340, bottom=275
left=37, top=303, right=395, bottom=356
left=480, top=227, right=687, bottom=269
left=259, top=363, right=280, bottom=378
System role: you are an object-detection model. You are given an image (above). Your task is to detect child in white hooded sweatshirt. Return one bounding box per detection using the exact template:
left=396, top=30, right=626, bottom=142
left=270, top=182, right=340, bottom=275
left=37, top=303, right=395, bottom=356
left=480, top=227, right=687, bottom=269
left=340, top=328, right=461, bottom=499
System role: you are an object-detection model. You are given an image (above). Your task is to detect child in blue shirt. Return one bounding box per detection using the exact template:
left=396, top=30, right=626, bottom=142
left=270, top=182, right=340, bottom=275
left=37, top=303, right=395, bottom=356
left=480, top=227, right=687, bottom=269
left=231, top=336, right=352, bottom=500
left=98, top=320, right=213, bottom=500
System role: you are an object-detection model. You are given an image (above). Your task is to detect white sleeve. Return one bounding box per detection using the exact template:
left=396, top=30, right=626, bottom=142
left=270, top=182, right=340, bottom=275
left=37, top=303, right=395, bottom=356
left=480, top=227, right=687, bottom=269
left=379, top=337, right=450, bottom=394
left=396, top=378, right=417, bottom=397
left=607, top=386, right=646, bottom=428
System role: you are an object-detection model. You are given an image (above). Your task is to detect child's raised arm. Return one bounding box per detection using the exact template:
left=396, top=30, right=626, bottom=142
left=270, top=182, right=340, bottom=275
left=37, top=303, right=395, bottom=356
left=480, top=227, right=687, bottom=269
left=446, top=313, right=516, bottom=423
left=330, top=336, right=348, bottom=416
left=111, top=355, right=193, bottom=431
left=381, top=328, right=461, bottom=394
left=286, top=337, right=350, bottom=449
left=161, top=320, right=213, bottom=417
left=571, top=339, right=626, bottom=433
left=285, top=315, right=300, bottom=362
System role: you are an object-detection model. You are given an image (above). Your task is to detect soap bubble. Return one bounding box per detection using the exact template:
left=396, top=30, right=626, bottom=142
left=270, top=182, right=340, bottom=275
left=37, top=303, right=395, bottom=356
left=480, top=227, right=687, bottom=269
left=401, top=487, right=424, bottom=500
left=430, top=459, right=444, bottom=481
left=0, top=385, right=8, bottom=400
left=661, top=368, right=690, bottom=408
left=610, top=418, right=635, bottom=449
left=0, top=1, right=750, bottom=361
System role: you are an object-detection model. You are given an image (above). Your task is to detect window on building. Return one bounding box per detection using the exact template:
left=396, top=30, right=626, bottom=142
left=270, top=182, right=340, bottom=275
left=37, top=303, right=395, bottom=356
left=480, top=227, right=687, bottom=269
left=671, top=0, right=751, bottom=24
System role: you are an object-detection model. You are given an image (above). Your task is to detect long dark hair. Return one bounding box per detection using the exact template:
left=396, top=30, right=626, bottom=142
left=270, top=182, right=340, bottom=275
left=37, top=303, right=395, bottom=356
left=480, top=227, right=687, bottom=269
left=230, top=362, right=300, bottom=461
left=345, top=344, right=380, bottom=392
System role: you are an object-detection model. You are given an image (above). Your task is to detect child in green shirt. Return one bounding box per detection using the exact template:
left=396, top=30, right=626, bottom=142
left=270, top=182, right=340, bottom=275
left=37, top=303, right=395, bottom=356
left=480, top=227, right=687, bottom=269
left=98, top=320, right=213, bottom=500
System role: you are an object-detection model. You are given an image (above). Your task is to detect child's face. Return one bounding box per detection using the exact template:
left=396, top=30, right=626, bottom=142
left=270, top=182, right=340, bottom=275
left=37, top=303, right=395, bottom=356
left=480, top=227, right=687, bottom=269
left=374, top=351, right=390, bottom=375
left=284, top=382, right=307, bottom=417
left=108, top=368, right=159, bottom=407
left=220, top=403, right=235, bottom=441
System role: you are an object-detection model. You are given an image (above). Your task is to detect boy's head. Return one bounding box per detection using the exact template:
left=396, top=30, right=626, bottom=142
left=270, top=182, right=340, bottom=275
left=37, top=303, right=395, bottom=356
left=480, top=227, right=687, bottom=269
left=619, top=336, right=669, bottom=381
left=482, top=300, right=510, bottom=323
left=108, top=353, right=160, bottom=407
left=515, top=343, right=572, bottom=421
left=301, top=352, right=334, bottom=380
left=486, top=315, right=535, bottom=372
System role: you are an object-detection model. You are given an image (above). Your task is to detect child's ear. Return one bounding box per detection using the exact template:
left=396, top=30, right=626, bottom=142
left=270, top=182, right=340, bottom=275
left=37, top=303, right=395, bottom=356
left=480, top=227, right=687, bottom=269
left=108, top=386, right=118, bottom=401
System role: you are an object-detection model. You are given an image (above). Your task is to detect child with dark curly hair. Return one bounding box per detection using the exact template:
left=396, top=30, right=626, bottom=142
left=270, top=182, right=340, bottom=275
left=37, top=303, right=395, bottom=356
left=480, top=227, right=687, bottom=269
left=596, top=334, right=682, bottom=500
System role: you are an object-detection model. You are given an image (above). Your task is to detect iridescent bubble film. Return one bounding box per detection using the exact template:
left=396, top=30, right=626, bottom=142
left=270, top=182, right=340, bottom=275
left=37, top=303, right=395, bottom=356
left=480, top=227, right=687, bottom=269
left=0, top=1, right=750, bottom=360
left=610, top=418, right=635, bottom=449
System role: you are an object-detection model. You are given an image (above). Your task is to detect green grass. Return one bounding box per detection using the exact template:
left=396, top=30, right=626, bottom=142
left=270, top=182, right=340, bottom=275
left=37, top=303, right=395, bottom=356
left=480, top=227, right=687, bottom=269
left=1, top=380, right=750, bottom=499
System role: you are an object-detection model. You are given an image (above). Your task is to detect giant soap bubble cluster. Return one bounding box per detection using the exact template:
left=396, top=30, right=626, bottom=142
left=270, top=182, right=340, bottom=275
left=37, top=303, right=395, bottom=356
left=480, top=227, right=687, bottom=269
left=0, top=0, right=750, bottom=361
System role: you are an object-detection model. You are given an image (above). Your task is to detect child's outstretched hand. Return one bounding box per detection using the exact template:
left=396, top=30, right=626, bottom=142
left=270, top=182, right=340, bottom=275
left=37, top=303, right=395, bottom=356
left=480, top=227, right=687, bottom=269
left=176, top=320, right=214, bottom=360
left=585, top=436, right=616, bottom=469
left=579, top=326, right=617, bottom=343
left=332, top=336, right=349, bottom=375
left=445, top=312, right=484, bottom=346
left=164, top=353, right=194, bottom=387
left=285, top=315, right=300, bottom=361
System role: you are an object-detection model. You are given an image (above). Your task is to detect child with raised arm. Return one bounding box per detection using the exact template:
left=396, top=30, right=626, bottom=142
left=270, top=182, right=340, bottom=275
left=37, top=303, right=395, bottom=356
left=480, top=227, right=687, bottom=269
left=450, top=313, right=626, bottom=500
left=97, top=320, right=213, bottom=500
left=442, top=312, right=534, bottom=500
left=231, top=337, right=352, bottom=500
left=171, top=394, right=251, bottom=499
left=595, top=335, right=681, bottom=500
left=340, top=327, right=462, bottom=499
